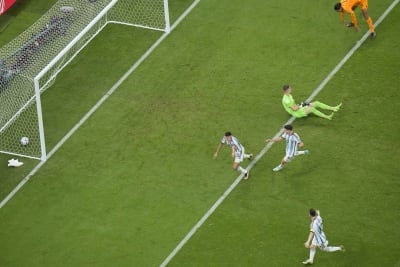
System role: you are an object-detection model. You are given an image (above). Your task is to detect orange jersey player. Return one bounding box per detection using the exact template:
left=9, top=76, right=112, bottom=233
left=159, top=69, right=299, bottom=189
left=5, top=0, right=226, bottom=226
left=334, top=0, right=376, bottom=39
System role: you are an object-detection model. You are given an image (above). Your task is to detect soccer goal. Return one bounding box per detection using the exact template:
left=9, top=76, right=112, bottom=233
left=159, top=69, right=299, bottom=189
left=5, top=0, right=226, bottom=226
left=0, top=0, right=170, bottom=161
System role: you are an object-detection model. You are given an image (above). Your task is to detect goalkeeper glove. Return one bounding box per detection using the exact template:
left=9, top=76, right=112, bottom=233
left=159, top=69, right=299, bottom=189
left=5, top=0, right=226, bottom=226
left=300, top=102, right=310, bottom=107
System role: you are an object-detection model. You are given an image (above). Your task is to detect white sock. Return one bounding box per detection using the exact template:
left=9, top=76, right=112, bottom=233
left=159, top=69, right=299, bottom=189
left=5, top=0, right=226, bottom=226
left=296, top=151, right=305, bottom=155
left=323, top=246, right=342, bottom=252
left=309, top=248, right=316, bottom=261
left=237, top=166, right=246, bottom=173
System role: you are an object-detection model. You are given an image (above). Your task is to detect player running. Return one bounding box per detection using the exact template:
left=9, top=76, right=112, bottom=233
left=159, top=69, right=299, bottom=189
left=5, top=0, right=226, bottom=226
left=265, top=124, right=309, bottom=172
left=214, top=132, right=253, bottom=179
left=303, top=209, right=345, bottom=265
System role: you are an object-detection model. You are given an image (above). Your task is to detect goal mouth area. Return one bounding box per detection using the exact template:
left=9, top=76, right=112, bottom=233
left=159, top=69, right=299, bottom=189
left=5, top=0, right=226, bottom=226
left=0, top=0, right=171, bottom=161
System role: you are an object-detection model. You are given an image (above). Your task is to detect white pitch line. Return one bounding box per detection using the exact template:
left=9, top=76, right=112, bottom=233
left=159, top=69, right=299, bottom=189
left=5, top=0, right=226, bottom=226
left=0, top=0, right=201, bottom=210
left=159, top=1, right=400, bottom=266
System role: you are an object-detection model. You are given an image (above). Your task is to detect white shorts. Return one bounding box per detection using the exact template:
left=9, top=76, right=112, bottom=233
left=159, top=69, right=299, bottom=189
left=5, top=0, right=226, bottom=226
left=312, top=238, right=329, bottom=249
left=283, top=150, right=301, bottom=162
left=234, top=147, right=245, bottom=163
left=283, top=154, right=293, bottom=162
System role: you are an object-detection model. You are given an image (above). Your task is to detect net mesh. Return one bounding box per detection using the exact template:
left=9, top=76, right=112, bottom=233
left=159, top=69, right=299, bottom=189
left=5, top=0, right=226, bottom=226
left=0, top=0, right=169, bottom=160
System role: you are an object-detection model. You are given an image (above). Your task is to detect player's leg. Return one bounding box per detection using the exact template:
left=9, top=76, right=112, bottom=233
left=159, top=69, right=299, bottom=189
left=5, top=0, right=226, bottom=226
left=302, top=244, right=317, bottom=265
left=321, top=245, right=345, bottom=252
left=295, top=150, right=310, bottom=156
left=242, top=147, right=253, bottom=160
left=273, top=155, right=290, bottom=171
left=311, top=101, right=342, bottom=112
left=233, top=157, right=250, bottom=179
left=305, top=106, right=334, bottom=120
left=362, top=9, right=376, bottom=37
left=233, top=162, right=245, bottom=173
left=360, top=0, right=376, bottom=37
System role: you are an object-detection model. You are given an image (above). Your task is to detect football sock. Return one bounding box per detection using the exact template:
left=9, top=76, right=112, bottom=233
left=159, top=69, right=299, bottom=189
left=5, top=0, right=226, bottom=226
left=323, top=246, right=342, bottom=252
left=309, top=107, right=331, bottom=120
left=237, top=166, right=246, bottom=173
left=366, top=17, right=375, bottom=32
left=313, top=101, right=334, bottom=110
left=334, top=103, right=342, bottom=112
left=297, top=151, right=306, bottom=155
left=310, top=248, right=316, bottom=261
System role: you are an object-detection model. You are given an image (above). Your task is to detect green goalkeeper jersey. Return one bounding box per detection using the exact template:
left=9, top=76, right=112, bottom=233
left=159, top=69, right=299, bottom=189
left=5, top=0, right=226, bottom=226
left=282, top=94, right=296, bottom=115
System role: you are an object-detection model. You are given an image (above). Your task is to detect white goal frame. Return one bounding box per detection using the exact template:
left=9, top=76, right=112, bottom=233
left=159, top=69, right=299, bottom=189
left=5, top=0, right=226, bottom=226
left=0, top=0, right=171, bottom=161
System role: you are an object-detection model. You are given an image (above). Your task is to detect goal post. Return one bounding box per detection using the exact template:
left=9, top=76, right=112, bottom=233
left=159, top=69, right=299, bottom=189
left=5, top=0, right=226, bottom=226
left=0, top=0, right=171, bottom=161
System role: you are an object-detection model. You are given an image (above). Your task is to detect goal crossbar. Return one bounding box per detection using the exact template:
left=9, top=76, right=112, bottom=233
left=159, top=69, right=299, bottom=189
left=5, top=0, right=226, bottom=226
left=0, top=0, right=171, bottom=161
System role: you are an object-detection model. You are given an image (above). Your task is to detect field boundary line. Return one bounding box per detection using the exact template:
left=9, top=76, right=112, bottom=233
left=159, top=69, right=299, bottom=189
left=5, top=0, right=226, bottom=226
left=0, top=0, right=201, bottom=210
left=159, top=0, right=399, bottom=266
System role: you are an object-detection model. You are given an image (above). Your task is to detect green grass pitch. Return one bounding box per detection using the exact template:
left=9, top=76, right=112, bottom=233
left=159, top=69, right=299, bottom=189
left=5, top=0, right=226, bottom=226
left=0, top=0, right=399, bottom=266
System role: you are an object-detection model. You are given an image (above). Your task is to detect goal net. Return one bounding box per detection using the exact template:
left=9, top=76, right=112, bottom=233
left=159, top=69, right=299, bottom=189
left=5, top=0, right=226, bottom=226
left=0, top=0, right=170, bottom=161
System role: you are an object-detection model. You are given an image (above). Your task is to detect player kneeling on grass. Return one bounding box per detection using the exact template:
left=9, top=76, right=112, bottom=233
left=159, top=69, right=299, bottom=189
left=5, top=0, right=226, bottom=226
left=282, top=85, right=342, bottom=120
left=302, top=208, right=345, bottom=265
left=214, top=132, right=253, bottom=179
left=265, top=124, right=309, bottom=172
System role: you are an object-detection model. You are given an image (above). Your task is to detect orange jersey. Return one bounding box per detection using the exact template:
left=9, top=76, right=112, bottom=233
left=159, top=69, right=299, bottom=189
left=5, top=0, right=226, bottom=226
left=340, top=0, right=368, bottom=12
left=339, top=0, right=369, bottom=27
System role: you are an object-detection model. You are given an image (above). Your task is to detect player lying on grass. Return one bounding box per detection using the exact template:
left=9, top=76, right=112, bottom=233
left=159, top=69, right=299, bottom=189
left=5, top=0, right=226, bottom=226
left=281, top=85, right=342, bottom=120
left=214, top=132, right=253, bottom=179
left=334, top=0, right=376, bottom=39
left=302, top=208, right=345, bottom=265
left=265, top=124, right=309, bottom=172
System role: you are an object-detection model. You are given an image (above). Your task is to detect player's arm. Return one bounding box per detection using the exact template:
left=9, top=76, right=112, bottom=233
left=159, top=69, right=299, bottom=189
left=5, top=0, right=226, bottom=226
left=349, top=12, right=359, bottom=31
left=343, top=6, right=360, bottom=31
left=213, top=143, right=224, bottom=159
left=290, top=104, right=301, bottom=111
left=230, top=145, right=236, bottom=158
left=340, top=10, right=345, bottom=24
left=304, top=230, right=315, bottom=248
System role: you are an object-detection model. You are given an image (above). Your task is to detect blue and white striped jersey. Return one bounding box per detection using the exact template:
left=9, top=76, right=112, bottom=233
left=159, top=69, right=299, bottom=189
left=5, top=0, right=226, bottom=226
left=282, top=132, right=301, bottom=157
left=310, top=215, right=328, bottom=245
left=221, top=136, right=243, bottom=154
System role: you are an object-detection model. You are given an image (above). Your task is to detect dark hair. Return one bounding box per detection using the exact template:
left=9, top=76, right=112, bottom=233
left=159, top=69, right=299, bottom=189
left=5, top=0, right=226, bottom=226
left=309, top=208, right=317, bottom=217
left=225, top=132, right=232, bottom=136
left=283, top=85, right=290, bottom=91
left=284, top=124, right=293, bottom=131
left=334, top=3, right=341, bottom=11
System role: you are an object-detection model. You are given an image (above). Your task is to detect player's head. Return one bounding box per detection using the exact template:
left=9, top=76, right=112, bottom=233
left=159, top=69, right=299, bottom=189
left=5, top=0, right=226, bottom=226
left=224, top=131, right=233, bottom=141
left=284, top=124, right=293, bottom=131
left=283, top=85, right=291, bottom=91
left=309, top=208, right=317, bottom=217
left=334, top=3, right=342, bottom=12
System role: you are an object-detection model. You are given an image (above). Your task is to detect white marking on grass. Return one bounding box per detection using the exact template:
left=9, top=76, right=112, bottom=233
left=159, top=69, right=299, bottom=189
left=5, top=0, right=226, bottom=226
left=159, top=1, right=400, bottom=266
left=0, top=0, right=201, bottom=210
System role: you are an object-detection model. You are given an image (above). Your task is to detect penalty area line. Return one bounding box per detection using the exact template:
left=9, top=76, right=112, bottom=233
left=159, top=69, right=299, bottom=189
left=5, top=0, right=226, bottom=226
left=159, top=0, right=399, bottom=266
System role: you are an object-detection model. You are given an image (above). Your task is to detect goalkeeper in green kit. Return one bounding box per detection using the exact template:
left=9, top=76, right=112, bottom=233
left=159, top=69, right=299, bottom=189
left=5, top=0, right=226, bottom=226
left=281, top=85, right=342, bottom=120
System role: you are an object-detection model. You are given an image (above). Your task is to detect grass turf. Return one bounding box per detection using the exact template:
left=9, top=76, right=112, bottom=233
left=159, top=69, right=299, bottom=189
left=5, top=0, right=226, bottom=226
left=0, top=0, right=399, bottom=266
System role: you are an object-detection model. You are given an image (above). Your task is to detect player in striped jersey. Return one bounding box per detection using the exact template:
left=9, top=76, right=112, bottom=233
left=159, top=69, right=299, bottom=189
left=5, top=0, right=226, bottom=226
left=303, top=209, right=345, bottom=265
left=265, top=124, right=309, bottom=172
left=214, top=132, right=253, bottom=179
